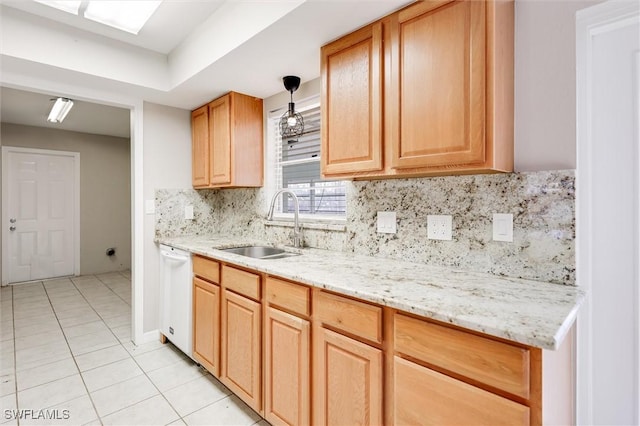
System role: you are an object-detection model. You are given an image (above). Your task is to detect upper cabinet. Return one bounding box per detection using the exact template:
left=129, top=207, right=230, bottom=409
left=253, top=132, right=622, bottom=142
left=321, top=22, right=383, bottom=175
left=191, top=105, right=210, bottom=187
left=321, top=0, right=514, bottom=180
left=191, top=91, right=264, bottom=188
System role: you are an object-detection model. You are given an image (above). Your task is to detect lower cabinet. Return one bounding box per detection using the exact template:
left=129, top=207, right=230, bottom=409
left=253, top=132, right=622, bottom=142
left=221, top=289, right=262, bottom=412
left=312, top=290, right=383, bottom=426
left=192, top=277, right=220, bottom=376
left=394, top=356, right=530, bottom=425
left=264, top=306, right=311, bottom=426
left=313, top=327, right=383, bottom=426
left=190, top=257, right=543, bottom=426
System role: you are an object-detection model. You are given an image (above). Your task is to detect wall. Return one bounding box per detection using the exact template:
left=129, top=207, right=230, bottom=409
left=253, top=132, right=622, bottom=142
left=514, top=0, right=602, bottom=171
left=142, top=102, right=192, bottom=334
left=0, top=123, right=131, bottom=274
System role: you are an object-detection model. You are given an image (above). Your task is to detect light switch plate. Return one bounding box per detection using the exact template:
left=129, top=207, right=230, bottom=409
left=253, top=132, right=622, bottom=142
left=427, top=215, right=453, bottom=240
left=377, top=211, right=397, bottom=234
left=493, top=213, right=513, bottom=242
left=145, top=200, right=155, bottom=215
left=184, top=205, right=194, bottom=220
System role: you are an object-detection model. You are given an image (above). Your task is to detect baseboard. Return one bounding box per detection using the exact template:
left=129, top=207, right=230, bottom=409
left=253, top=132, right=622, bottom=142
left=136, top=329, right=161, bottom=345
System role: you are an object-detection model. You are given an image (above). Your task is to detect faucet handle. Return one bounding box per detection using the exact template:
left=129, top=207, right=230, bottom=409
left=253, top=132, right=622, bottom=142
left=293, top=224, right=304, bottom=248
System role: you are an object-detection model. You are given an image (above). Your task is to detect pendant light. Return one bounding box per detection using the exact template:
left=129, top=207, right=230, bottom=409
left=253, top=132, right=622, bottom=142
left=279, top=76, right=304, bottom=138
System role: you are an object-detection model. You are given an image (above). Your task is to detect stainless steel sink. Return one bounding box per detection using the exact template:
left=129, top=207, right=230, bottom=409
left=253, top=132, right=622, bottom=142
left=220, top=246, right=301, bottom=260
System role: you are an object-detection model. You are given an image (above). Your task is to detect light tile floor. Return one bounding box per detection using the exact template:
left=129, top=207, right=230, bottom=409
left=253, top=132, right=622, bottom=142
left=0, top=272, right=268, bottom=426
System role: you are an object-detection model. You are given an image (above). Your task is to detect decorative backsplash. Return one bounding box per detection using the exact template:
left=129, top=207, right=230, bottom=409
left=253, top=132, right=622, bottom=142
left=155, top=170, right=575, bottom=285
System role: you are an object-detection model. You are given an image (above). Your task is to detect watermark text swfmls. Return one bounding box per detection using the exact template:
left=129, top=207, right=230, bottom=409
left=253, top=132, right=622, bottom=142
left=4, top=409, right=70, bottom=420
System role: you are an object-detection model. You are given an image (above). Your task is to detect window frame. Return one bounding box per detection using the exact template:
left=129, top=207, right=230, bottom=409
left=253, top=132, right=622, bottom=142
left=267, top=96, right=347, bottom=225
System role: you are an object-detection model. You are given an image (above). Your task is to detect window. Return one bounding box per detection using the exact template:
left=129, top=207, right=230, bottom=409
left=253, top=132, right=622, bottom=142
left=268, top=97, right=346, bottom=220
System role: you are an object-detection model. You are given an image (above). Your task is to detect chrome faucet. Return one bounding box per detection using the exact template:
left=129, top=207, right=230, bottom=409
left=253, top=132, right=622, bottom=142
left=267, top=189, right=303, bottom=248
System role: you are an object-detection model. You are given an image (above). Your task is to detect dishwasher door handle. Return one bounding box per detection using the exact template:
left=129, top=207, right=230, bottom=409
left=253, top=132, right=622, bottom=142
left=161, top=251, right=189, bottom=263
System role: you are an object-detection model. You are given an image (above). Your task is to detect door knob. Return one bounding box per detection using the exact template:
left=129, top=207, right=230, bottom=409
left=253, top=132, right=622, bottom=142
left=9, top=226, right=16, bottom=231
left=9, top=218, right=16, bottom=223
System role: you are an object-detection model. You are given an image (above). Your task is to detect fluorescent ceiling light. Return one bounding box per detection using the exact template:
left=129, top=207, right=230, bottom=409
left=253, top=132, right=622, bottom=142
left=84, top=1, right=162, bottom=34
left=48, top=98, right=74, bottom=123
left=33, top=0, right=81, bottom=14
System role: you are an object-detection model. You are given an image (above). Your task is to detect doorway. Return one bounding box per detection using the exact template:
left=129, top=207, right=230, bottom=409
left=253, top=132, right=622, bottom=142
left=2, top=146, right=80, bottom=284
left=576, top=1, right=640, bottom=424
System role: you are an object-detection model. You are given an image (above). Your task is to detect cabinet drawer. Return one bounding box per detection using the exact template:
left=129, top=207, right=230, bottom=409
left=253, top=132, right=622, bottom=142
left=266, top=277, right=310, bottom=317
left=193, top=255, right=220, bottom=283
left=394, top=313, right=530, bottom=398
left=222, top=265, right=260, bottom=301
left=394, top=356, right=530, bottom=426
left=315, top=291, right=382, bottom=343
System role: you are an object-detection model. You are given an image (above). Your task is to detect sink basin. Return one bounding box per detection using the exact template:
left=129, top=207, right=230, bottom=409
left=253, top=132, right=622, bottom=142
left=220, top=246, right=301, bottom=260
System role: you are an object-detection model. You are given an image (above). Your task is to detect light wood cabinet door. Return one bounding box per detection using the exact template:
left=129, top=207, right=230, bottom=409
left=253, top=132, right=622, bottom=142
left=192, top=91, right=263, bottom=188
left=394, top=356, right=530, bottom=426
left=192, top=277, right=220, bottom=376
left=321, top=22, right=383, bottom=176
left=265, top=307, right=310, bottom=426
left=208, top=94, right=232, bottom=185
left=191, top=105, right=209, bottom=187
left=221, top=289, right=261, bottom=412
left=388, top=0, right=487, bottom=169
left=313, top=327, right=383, bottom=426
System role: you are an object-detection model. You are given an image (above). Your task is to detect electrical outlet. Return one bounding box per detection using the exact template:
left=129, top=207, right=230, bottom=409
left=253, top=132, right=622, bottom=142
left=427, top=215, right=453, bottom=240
left=377, top=211, right=397, bottom=234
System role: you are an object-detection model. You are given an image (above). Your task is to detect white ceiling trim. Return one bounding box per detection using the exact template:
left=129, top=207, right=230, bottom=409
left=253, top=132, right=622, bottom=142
left=0, top=1, right=307, bottom=97
left=0, top=0, right=412, bottom=122
left=0, top=6, right=170, bottom=91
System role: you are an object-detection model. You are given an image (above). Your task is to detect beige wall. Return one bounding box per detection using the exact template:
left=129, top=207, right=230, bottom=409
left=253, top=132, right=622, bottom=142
left=0, top=123, right=131, bottom=275
left=514, top=0, right=602, bottom=171
left=142, top=102, right=192, bottom=334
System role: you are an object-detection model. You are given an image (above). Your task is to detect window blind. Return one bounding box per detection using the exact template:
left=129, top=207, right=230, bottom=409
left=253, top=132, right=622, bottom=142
left=271, top=102, right=346, bottom=217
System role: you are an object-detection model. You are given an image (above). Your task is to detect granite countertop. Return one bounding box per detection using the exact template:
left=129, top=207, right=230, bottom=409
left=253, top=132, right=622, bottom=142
left=157, top=234, right=585, bottom=350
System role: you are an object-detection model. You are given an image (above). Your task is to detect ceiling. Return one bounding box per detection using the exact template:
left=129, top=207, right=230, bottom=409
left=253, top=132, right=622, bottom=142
left=0, top=0, right=227, bottom=54
left=1, top=87, right=131, bottom=138
left=0, top=0, right=412, bottom=138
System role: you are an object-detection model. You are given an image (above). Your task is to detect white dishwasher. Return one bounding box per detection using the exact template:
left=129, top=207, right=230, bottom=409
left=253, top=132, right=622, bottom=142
left=159, top=244, right=194, bottom=360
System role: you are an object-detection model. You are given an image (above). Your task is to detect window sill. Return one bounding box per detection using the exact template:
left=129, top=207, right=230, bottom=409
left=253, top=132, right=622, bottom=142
left=265, top=219, right=346, bottom=232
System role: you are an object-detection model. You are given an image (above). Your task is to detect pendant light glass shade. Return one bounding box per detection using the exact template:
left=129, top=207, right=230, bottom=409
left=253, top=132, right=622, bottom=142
left=279, top=76, right=304, bottom=137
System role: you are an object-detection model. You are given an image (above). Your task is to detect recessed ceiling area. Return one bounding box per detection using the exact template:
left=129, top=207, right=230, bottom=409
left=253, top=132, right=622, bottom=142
left=0, top=0, right=412, bottom=137
left=1, top=0, right=226, bottom=54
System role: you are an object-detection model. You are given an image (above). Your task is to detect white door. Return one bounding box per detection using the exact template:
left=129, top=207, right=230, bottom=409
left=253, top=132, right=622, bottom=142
left=576, top=2, right=640, bottom=424
left=2, top=147, right=79, bottom=284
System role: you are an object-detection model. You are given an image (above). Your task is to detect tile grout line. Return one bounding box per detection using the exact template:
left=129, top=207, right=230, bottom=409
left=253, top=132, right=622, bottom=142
left=9, top=274, right=133, bottom=425
left=69, top=274, right=139, bottom=424
left=92, top=272, right=132, bottom=308
left=8, top=274, right=264, bottom=426
left=89, top=270, right=192, bottom=423
left=43, top=277, right=104, bottom=426
left=9, top=285, right=19, bottom=426
left=68, top=273, right=161, bottom=424
left=126, top=342, right=196, bottom=424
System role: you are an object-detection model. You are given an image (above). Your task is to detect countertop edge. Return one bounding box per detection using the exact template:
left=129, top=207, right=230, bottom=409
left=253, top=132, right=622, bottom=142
left=156, top=236, right=585, bottom=351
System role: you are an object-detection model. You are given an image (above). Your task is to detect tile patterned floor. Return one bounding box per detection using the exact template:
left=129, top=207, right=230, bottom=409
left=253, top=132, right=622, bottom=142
left=0, top=272, right=268, bottom=426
